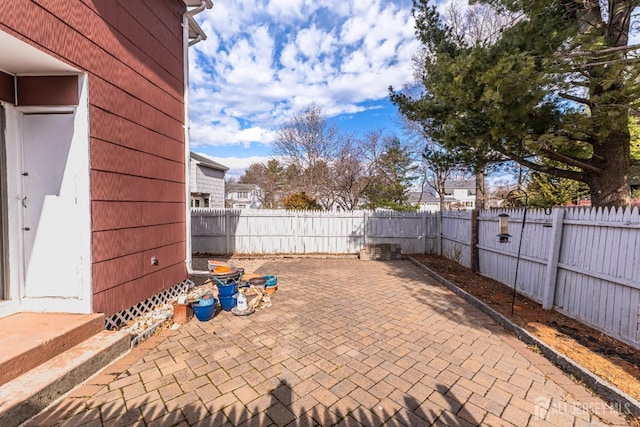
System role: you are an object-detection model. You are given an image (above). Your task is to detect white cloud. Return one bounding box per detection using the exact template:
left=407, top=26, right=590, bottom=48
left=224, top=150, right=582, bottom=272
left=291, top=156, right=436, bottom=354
left=189, top=0, right=418, bottom=149
left=190, top=119, right=277, bottom=148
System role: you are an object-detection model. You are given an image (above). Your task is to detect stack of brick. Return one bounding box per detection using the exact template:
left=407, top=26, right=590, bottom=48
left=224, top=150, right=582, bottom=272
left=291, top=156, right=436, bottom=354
left=359, top=243, right=402, bottom=260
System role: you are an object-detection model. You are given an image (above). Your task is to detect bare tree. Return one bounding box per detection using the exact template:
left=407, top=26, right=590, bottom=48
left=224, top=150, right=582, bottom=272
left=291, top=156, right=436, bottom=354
left=331, top=140, right=373, bottom=210
left=273, top=103, right=350, bottom=209
left=444, top=0, right=521, bottom=48
left=274, top=104, right=339, bottom=182
left=422, top=147, right=460, bottom=211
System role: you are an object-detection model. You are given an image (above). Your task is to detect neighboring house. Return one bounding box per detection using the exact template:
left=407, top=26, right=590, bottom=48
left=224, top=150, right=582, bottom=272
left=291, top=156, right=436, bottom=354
left=0, top=1, right=212, bottom=319
left=409, top=180, right=477, bottom=211
left=444, top=180, right=476, bottom=209
left=227, top=184, right=262, bottom=209
left=407, top=191, right=441, bottom=212
left=190, top=152, right=228, bottom=208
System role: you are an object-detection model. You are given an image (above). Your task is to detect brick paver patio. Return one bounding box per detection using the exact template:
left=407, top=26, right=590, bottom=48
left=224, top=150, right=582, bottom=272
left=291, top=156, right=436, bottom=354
left=28, top=259, right=631, bottom=426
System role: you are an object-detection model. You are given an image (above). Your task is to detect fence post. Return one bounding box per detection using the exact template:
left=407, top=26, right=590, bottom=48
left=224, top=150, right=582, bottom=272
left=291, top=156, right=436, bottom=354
left=363, top=211, right=368, bottom=248
left=294, top=211, right=299, bottom=253
left=542, top=208, right=564, bottom=310
left=423, top=212, right=428, bottom=254
left=437, top=211, right=443, bottom=256
left=225, top=210, right=231, bottom=254
left=470, top=210, right=479, bottom=272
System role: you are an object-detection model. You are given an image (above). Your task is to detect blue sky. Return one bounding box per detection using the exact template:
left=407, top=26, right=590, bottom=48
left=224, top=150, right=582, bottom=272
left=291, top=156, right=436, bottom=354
left=188, top=0, right=419, bottom=177
left=188, top=1, right=640, bottom=180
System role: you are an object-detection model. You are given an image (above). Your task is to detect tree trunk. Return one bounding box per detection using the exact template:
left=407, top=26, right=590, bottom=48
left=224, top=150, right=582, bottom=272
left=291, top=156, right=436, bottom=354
left=475, top=168, right=487, bottom=210
left=580, top=0, right=634, bottom=208
left=588, top=125, right=631, bottom=207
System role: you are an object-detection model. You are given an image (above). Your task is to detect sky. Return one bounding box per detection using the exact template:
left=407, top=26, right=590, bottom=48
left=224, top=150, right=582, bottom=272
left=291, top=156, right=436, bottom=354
left=188, top=0, right=420, bottom=178
left=188, top=1, right=640, bottom=180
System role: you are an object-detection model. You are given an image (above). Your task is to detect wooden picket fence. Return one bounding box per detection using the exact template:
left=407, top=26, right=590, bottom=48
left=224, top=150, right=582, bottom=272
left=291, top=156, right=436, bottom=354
left=191, top=207, right=640, bottom=348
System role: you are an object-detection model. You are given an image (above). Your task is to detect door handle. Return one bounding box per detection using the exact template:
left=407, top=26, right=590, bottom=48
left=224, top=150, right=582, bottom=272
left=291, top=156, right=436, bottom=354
left=23, top=227, right=30, bottom=231
left=22, top=196, right=27, bottom=208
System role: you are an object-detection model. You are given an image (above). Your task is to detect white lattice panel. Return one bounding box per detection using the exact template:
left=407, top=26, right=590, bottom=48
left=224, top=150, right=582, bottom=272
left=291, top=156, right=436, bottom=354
left=105, top=279, right=195, bottom=335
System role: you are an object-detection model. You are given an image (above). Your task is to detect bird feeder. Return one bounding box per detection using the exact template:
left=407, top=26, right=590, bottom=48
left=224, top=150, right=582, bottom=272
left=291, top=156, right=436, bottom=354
left=497, top=213, right=511, bottom=243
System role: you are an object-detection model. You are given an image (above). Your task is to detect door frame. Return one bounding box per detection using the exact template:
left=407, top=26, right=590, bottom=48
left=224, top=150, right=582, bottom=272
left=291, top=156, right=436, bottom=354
left=0, top=105, right=8, bottom=301
left=0, top=73, right=92, bottom=317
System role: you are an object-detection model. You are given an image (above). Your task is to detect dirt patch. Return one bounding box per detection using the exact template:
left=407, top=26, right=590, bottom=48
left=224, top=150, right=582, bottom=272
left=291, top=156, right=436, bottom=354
left=411, top=255, right=640, bottom=408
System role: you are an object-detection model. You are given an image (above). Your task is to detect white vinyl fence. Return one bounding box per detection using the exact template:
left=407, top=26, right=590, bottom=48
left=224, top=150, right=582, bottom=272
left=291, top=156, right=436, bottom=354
left=441, top=210, right=473, bottom=268
left=191, top=206, right=640, bottom=348
left=477, top=208, right=554, bottom=303
left=459, top=207, right=640, bottom=348
left=191, top=209, right=439, bottom=255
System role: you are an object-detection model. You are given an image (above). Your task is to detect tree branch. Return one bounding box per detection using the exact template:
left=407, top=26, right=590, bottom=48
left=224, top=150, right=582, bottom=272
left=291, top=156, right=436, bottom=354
left=581, top=56, right=640, bottom=68
left=497, top=148, right=588, bottom=182
left=557, top=43, right=640, bottom=58
left=558, top=92, right=593, bottom=107
left=538, top=146, right=600, bottom=173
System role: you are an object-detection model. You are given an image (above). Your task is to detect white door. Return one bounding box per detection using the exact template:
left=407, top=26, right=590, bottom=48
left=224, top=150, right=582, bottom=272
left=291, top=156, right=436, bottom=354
left=22, top=113, right=79, bottom=298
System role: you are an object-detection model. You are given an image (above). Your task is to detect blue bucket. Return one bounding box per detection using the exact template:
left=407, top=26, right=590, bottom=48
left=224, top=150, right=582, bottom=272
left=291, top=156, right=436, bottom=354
left=193, top=300, right=216, bottom=321
left=213, top=277, right=238, bottom=297
left=217, top=282, right=237, bottom=297
left=219, top=293, right=238, bottom=311
left=264, top=275, right=278, bottom=288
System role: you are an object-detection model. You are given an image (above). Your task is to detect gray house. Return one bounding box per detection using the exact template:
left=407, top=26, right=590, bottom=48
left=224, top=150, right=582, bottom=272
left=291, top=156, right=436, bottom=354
left=190, top=152, right=228, bottom=208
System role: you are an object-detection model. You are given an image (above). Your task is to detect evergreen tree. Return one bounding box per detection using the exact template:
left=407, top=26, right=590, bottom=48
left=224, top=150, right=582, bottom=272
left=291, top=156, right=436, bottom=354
left=364, top=137, right=419, bottom=210
left=526, top=169, right=590, bottom=208
left=392, top=0, right=640, bottom=208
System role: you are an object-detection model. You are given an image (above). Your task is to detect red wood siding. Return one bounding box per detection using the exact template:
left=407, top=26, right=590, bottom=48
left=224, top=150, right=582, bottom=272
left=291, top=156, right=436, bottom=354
left=91, top=201, right=185, bottom=232
left=90, top=78, right=184, bottom=141
left=17, top=76, right=79, bottom=106
left=0, top=0, right=190, bottom=315
left=92, top=263, right=186, bottom=317
left=0, top=71, right=14, bottom=103
left=90, top=139, right=184, bottom=183
left=92, top=242, right=185, bottom=294
left=92, top=223, right=185, bottom=263
left=91, top=171, right=185, bottom=203
left=90, top=108, right=184, bottom=161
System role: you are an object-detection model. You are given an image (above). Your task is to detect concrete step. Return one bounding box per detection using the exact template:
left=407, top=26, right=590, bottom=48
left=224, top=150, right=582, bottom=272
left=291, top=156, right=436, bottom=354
left=0, top=330, right=130, bottom=427
left=0, top=312, right=105, bottom=386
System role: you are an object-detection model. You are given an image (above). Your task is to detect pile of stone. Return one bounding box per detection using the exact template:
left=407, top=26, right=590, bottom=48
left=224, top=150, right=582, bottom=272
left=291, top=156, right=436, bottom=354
left=359, top=243, right=402, bottom=260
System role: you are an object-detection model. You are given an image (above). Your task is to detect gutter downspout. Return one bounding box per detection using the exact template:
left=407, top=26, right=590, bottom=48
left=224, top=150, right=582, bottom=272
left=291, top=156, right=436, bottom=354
left=187, top=0, right=212, bottom=47
left=183, top=0, right=212, bottom=275
left=188, top=35, right=204, bottom=47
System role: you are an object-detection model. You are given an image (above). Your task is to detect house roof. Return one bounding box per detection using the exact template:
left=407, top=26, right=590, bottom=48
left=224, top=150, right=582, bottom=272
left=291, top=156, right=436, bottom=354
left=407, top=191, right=439, bottom=204
left=445, top=179, right=475, bottom=189
left=234, top=184, right=257, bottom=192
left=190, top=152, right=228, bottom=171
